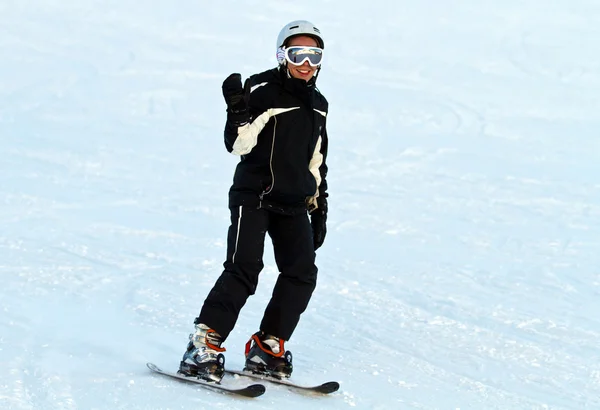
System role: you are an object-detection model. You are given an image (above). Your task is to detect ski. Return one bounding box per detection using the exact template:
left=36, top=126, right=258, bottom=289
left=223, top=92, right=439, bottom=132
left=225, top=369, right=340, bottom=394
left=146, top=363, right=266, bottom=398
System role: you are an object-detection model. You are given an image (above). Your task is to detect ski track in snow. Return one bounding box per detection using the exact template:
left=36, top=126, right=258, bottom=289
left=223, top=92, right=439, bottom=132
left=2, top=0, right=600, bottom=409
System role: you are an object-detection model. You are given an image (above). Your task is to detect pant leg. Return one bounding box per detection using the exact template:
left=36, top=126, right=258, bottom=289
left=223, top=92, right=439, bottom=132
left=260, top=211, right=317, bottom=341
left=198, top=205, right=268, bottom=340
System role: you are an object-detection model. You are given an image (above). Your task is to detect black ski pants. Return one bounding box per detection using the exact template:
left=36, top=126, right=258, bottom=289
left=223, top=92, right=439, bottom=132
left=197, top=205, right=318, bottom=341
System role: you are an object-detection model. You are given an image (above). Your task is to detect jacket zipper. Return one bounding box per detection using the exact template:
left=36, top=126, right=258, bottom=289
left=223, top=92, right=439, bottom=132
left=259, top=116, right=278, bottom=207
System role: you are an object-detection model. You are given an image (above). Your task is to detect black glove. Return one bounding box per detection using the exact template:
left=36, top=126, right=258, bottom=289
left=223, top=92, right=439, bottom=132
left=222, top=73, right=250, bottom=125
left=310, top=197, right=327, bottom=251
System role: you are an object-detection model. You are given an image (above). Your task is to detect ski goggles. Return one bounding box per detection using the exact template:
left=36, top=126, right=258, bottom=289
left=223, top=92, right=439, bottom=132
left=283, top=46, right=324, bottom=66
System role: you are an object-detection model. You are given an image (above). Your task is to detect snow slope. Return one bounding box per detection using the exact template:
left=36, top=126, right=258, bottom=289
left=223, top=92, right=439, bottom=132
left=1, top=0, right=600, bottom=409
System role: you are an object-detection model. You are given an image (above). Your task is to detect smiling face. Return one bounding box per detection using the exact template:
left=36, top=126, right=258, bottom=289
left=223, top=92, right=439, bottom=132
left=286, top=35, right=320, bottom=82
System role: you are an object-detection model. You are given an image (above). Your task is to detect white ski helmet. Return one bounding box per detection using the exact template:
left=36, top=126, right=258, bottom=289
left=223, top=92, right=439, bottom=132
left=276, top=20, right=324, bottom=65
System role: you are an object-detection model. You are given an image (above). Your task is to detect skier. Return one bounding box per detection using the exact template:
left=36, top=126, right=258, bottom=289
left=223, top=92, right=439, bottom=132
left=178, top=20, right=329, bottom=383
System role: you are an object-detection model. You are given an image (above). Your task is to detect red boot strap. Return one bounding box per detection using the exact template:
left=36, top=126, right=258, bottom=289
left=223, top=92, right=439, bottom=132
left=245, top=338, right=252, bottom=357
left=205, top=329, right=226, bottom=352
left=246, top=333, right=285, bottom=358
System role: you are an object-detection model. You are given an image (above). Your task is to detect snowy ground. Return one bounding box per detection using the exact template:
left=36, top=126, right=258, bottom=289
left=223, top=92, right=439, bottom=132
left=2, top=0, right=600, bottom=409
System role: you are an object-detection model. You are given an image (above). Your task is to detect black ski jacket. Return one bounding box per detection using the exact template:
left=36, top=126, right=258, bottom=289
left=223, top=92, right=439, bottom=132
left=224, top=67, right=329, bottom=215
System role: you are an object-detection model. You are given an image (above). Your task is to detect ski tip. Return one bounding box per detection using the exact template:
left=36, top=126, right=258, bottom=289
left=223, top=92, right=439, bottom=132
left=241, top=384, right=267, bottom=398
left=318, top=381, right=340, bottom=394
left=146, top=362, right=161, bottom=372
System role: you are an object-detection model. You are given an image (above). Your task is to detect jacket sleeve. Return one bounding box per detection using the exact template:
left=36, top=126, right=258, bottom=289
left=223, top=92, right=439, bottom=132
left=224, top=78, right=271, bottom=155
left=317, top=123, right=329, bottom=199
left=307, top=119, right=329, bottom=212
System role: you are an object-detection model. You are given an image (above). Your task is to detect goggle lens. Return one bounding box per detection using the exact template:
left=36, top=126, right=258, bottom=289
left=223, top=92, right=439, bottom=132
left=285, top=46, right=323, bottom=67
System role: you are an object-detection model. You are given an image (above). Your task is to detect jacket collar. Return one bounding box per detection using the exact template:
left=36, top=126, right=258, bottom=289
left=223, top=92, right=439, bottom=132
left=279, top=66, right=316, bottom=89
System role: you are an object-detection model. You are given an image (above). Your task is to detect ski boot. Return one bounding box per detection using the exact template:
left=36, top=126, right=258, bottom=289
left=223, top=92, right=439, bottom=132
left=243, top=331, right=293, bottom=379
left=178, top=323, right=226, bottom=383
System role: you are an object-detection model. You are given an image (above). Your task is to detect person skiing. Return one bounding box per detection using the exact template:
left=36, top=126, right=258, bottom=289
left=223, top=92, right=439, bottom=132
left=178, top=20, right=329, bottom=383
